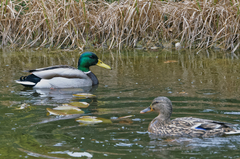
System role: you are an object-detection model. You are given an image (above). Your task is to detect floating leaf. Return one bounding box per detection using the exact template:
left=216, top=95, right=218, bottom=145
left=68, top=102, right=90, bottom=108
left=119, top=120, right=133, bottom=124
left=178, top=91, right=188, bottom=94
left=76, top=116, right=112, bottom=125
left=46, top=106, right=84, bottom=116
left=46, top=108, right=67, bottom=116
left=111, top=115, right=134, bottom=124
left=73, top=93, right=96, bottom=98
left=53, top=105, right=81, bottom=111
left=76, top=116, right=102, bottom=124
left=117, top=115, right=134, bottom=119
left=164, top=60, right=178, bottom=63
left=16, top=103, right=30, bottom=110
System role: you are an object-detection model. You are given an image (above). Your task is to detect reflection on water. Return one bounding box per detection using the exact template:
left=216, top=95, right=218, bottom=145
left=0, top=49, right=240, bottom=158
left=18, top=86, right=98, bottom=104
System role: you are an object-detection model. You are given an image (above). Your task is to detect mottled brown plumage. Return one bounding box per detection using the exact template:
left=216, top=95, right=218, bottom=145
left=140, top=97, right=240, bottom=138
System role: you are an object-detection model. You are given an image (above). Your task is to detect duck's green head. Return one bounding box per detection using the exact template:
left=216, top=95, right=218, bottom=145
left=78, top=52, right=111, bottom=72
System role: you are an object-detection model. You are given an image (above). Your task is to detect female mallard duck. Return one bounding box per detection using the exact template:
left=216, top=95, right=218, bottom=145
left=15, top=52, right=111, bottom=88
left=140, top=97, right=240, bottom=137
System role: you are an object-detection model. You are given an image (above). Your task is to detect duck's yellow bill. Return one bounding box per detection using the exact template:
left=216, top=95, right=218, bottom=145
left=140, top=106, right=154, bottom=114
left=97, top=59, right=111, bottom=70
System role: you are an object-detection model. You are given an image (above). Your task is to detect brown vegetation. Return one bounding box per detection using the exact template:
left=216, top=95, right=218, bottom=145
left=0, top=0, right=240, bottom=51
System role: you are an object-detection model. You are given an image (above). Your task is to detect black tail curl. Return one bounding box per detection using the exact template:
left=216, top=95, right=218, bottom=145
left=19, top=74, right=41, bottom=86
left=20, top=76, right=28, bottom=81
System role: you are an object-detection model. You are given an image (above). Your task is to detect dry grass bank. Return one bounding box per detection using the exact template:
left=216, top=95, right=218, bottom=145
left=0, top=0, right=240, bottom=51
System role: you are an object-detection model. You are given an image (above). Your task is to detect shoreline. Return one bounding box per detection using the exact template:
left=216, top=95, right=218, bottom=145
left=1, top=0, right=239, bottom=52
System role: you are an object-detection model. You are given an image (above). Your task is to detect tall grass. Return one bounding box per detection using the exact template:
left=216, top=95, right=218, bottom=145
left=0, top=0, right=240, bottom=51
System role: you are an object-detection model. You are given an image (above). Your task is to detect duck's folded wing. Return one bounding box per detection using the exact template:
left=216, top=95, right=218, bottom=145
left=173, top=117, right=233, bottom=130
left=190, top=119, right=234, bottom=131
left=27, top=65, right=88, bottom=79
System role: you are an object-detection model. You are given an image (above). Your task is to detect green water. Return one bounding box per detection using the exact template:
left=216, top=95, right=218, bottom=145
left=0, top=49, right=240, bottom=159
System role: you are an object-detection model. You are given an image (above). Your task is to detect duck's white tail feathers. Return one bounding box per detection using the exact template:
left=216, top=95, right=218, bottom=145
left=15, top=80, right=36, bottom=86
left=225, top=130, right=240, bottom=135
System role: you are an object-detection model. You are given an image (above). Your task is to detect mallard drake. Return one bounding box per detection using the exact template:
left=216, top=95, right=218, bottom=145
left=15, top=52, right=111, bottom=88
left=140, top=97, right=240, bottom=137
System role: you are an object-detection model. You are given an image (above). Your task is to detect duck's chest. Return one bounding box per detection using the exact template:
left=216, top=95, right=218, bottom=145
left=86, top=72, right=99, bottom=85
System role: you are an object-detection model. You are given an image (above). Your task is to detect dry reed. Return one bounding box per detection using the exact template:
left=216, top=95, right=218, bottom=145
left=0, top=0, right=240, bottom=51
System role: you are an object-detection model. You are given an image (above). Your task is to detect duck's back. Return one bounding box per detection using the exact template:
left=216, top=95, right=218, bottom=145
left=148, top=117, right=235, bottom=137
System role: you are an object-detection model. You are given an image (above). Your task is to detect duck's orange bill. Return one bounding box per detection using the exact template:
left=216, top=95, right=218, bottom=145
left=140, top=106, right=154, bottom=114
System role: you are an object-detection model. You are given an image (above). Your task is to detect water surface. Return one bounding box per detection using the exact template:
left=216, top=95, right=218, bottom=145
left=0, top=49, right=240, bottom=158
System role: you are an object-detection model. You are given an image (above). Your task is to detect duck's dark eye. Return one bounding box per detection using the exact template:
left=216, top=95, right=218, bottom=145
left=89, top=55, right=93, bottom=59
